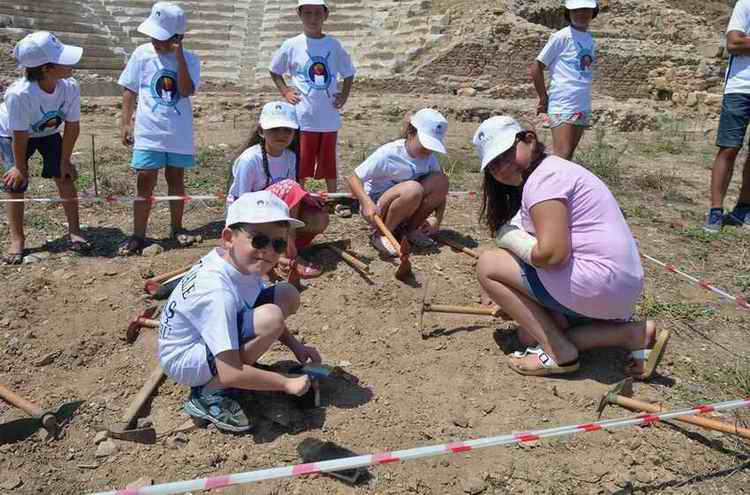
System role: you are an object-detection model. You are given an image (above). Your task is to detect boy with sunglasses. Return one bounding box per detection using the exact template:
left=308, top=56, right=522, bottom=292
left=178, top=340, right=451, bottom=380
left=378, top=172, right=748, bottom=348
left=159, top=191, right=322, bottom=432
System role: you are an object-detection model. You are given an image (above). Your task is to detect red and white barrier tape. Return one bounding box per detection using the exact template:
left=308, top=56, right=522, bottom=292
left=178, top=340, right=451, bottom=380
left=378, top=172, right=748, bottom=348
left=89, top=397, right=750, bottom=495
left=317, top=191, right=478, bottom=200
left=0, top=194, right=226, bottom=205
left=642, top=253, right=750, bottom=311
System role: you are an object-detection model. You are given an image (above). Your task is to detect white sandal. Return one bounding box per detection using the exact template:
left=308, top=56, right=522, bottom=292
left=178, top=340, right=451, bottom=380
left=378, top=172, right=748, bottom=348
left=627, top=329, right=670, bottom=380
left=508, top=346, right=579, bottom=376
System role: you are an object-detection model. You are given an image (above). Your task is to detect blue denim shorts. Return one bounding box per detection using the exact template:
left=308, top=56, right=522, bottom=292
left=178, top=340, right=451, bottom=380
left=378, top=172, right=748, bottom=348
left=519, top=261, right=593, bottom=327
left=716, top=93, right=750, bottom=149
left=206, top=286, right=276, bottom=376
left=1, top=133, right=63, bottom=193
left=131, top=149, right=195, bottom=170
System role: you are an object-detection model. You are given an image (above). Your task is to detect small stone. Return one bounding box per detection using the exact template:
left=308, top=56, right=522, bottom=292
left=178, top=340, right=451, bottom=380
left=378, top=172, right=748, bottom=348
left=95, top=439, right=118, bottom=458
left=457, top=87, right=478, bottom=97
left=462, top=475, right=486, bottom=494
left=34, top=351, right=60, bottom=367
left=452, top=415, right=469, bottom=428
left=136, top=417, right=153, bottom=429
left=481, top=404, right=495, bottom=415
left=142, top=244, right=164, bottom=257
left=339, top=360, right=352, bottom=367
left=24, top=330, right=36, bottom=339
left=164, top=433, right=189, bottom=449
left=93, top=431, right=108, bottom=444
left=0, top=474, right=22, bottom=490
left=0, top=318, right=10, bottom=327
left=126, top=477, right=153, bottom=489
left=23, top=252, right=50, bottom=264
left=77, top=464, right=99, bottom=470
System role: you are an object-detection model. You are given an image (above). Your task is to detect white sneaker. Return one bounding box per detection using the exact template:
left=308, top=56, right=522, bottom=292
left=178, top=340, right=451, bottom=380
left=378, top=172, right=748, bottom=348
left=371, top=234, right=398, bottom=257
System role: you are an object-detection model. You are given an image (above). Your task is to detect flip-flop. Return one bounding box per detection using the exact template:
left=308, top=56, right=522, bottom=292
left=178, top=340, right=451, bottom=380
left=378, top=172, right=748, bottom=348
left=171, top=228, right=196, bottom=248
left=627, top=328, right=670, bottom=381
left=508, top=347, right=579, bottom=376
left=2, top=252, right=24, bottom=265
left=334, top=204, right=352, bottom=218
left=277, top=260, right=323, bottom=279
left=117, top=236, right=145, bottom=257
left=69, top=239, right=93, bottom=254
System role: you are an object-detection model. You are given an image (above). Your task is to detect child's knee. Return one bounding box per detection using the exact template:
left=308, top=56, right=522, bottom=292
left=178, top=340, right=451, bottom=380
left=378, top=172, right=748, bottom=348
left=273, top=282, right=300, bottom=315
left=427, top=174, right=449, bottom=196
left=254, top=304, right=286, bottom=337
left=400, top=181, right=424, bottom=202
left=309, top=210, right=329, bottom=233
left=476, top=251, right=494, bottom=281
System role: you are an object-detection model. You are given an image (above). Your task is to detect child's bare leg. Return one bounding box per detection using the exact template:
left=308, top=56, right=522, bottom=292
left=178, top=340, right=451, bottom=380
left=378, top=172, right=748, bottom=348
left=6, top=194, right=25, bottom=255
left=298, top=203, right=329, bottom=236
left=325, top=178, right=337, bottom=194
left=164, top=166, right=186, bottom=232
left=54, top=176, right=85, bottom=242
left=272, top=282, right=300, bottom=317
left=378, top=181, right=423, bottom=232
left=551, top=123, right=584, bottom=160
left=133, top=169, right=158, bottom=238
left=239, top=304, right=286, bottom=365
left=477, top=248, right=578, bottom=365
left=566, top=319, right=657, bottom=375
left=405, top=174, right=448, bottom=231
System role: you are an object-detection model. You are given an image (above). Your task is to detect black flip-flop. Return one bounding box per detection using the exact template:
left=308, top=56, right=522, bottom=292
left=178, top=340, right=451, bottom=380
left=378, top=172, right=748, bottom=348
left=2, top=252, right=24, bottom=265
left=69, top=239, right=93, bottom=254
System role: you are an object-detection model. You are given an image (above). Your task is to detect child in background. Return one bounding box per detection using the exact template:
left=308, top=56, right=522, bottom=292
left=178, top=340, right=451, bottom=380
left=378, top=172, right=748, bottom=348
left=473, top=116, right=668, bottom=378
left=530, top=0, right=598, bottom=160
left=118, top=2, right=201, bottom=255
left=269, top=0, right=356, bottom=218
left=348, top=109, right=449, bottom=257
left=228, top=101, right=328, bottom=278
left=159, top=191, right=321, bottom=433
left=0, top=31, right=89, bottom=264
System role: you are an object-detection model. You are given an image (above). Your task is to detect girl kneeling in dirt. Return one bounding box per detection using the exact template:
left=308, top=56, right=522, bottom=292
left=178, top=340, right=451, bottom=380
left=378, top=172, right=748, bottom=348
left=474, top=116, right=668, bottom=378
left=348, top=109, right=449, bottom=257
left=227, top=101, right=328, bottom=278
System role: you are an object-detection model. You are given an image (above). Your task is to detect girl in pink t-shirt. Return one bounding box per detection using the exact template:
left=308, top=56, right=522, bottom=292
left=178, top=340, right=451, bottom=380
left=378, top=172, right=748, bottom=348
left=473, top=116, right=669, bottom=379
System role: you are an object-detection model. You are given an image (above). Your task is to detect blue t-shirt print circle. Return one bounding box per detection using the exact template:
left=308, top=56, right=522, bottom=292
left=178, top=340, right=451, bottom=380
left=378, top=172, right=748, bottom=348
left=32, top=103, right=65, bottom=133
left=149, top=69, right=181, bottom=110
left=304, top=54, right=333, bottom=92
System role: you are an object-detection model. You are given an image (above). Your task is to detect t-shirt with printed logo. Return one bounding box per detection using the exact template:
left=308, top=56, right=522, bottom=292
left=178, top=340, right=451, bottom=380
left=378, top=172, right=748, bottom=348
left=227, top=144, right=297, bottom=201
left=269, top=34, right=356, bottom=132
left=118, top=43, right=201, bottom=155
left=725, top=0, right=750, bottom=94
left=354, top=139, right=442, bottom=199
left=0, top=77, right=81, bottom=138
left=537, top=26, right=596, bottom=114
left=158, top=248, right=264, bottom=387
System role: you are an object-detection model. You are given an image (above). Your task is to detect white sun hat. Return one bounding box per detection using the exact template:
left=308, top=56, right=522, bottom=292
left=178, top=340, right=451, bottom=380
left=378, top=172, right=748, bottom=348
left=226, top=191, right=305, bottom=229
left=473, top=116, right=524, bottom=171
left=13, top=31, right=83, bottom=68
left=298, top=0, right=327, bottom=6
left=565, top=0, right=597, bottom=9
left=137, top=2, right=187, bottom=41
left=259, top=101, right=299, bottom=130
left=410, top=108, right=448, bottom=154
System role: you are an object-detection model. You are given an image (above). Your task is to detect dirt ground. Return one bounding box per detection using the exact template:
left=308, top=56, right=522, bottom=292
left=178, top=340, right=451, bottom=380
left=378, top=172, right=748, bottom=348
left=0, top=92, right=749, bottom=495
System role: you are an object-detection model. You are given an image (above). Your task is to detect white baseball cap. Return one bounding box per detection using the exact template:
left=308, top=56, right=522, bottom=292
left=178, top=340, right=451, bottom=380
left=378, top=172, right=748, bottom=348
left=226, top=191, right=305, bottom=229
left=410, top=108, right=448, bottom=154
left=565, top=0, right=597, bottom=9
left=137, top=2, right=187, bottom=41
left=13, top=32, right=82, bottom=69
left=473, top=116, right=524, bottom=171
left=259, top=102, right=299, bottom=130
left=298, top=0, right=327, bottom=6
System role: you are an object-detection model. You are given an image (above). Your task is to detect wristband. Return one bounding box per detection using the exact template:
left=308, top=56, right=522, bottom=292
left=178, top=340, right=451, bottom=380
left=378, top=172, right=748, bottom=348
left=495, top=224, right=537, bottom=265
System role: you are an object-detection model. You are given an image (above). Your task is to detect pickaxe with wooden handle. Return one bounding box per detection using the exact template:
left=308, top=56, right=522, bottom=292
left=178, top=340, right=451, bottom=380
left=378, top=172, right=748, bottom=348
left=433, top=233, right=480, bottom=259
left=0, top=384, right=83, bottom=443
left=104, top=364, right=165, bottom=444
left=322, top=241, right=370, bottom=274
left=144, top=263, right=195, bottom=295
left=418, top=283, right=507, bottom=338
left=126, top=306, right=160, bottom=344
left=373, top=214, right=412, bottom=281
left=597, top=378, right=750, bottom=439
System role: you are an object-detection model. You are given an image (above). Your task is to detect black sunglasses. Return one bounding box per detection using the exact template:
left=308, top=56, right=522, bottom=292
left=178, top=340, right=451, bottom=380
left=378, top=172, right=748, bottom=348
left=244, top=231, right=288, bottom=254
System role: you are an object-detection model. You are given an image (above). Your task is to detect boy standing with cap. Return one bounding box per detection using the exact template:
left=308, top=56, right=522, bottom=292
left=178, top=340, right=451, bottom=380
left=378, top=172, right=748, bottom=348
left=269, top=0, right=356, bottom=217
left=0, top=31, right=89, bottom=264
left=118, top=1, right=201, bottom=255
left=159, top=190, right=322, bottom=432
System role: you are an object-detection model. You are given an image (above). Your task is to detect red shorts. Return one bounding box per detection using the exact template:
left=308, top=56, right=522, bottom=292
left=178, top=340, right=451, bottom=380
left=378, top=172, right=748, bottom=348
left=299, top=131, right=337, bottom=180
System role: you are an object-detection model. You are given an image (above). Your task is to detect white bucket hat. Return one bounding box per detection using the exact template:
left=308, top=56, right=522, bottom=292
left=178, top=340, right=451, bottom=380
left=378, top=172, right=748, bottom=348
left=226, top=191, right=305, bottom=229
left=473, top=116, right=524, bottom=171
left=259, top=102, right=299, bottom=130
left=565, top=0, right=597, bottom=9
left=410, top=108, right=448, bottom=154
left=137, top=2, right=187, bottom=41
left=298, top=0, right=327, bottom=6
left=13, top=31, right=83, bottom=69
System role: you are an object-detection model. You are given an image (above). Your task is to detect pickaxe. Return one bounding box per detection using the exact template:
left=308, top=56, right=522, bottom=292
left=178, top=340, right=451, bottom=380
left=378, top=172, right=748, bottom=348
left=433, top=233, right=480, bottom=259
left=418, top=283, right=506, bottom=338
left=144, top=263, right=194, bottom=295
left=0, top=384, right=82, bottom=443
left=373, top=214, right=412, bottom=281
left=104, top=364, right=165, bottom=444
left=323, top=242, right=370, bottom=274
left=126, top=306, right=160, bottom=344
left=596, top=378, right=750, bottom=439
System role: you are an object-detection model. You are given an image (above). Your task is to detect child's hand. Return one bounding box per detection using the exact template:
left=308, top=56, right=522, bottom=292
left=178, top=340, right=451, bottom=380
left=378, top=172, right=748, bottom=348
left=121, top=126, right=134, bottom=147
left=284, top=375, right=311, bottom=397
left=293, top=344, right=322, bottom=365
left=333, top=93, right=348, bottom=109
left=361, top=201, right=380, bottom=224
left=419, top=217, right=439, bottom=236
left=3, top=167, right=26, bottom=190
left=282, top=87, right=301, bottom=105
left=302, top=193, right=325, bottom=208
left=60, top=162, right=78, bottom=181
left=536, top=97, right=548, bottom=115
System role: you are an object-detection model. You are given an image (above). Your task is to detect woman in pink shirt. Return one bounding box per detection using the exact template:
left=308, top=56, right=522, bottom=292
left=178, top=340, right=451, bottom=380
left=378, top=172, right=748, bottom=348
left=473, top=116, right=668, bottom=378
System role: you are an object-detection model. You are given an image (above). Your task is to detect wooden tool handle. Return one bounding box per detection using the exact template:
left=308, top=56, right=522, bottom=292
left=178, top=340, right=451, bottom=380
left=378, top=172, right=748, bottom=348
left=326, top=245, right=369, bottom=272
left=0, top=383, right=45, bottom=418
left=614, top=395, right=750, bottom=440
left=434, top=234, right=480, bottom=259
left=138, top=318, right=160, bottom=329
left=426, top=304, right=499, bottom=316
left=122, top=365, right=166, bottom=428
left=373, top=215, right=402, bottom=256
left=146, top=263, right=194, bottom=287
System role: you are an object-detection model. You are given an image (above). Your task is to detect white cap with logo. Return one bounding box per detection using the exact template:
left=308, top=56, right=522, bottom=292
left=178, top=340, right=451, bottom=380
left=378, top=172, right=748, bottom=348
left=259, top=102, right=299, bottom=130
left=410, top=108, right=448, bottom=154
left=298, top=0, right=327, bottom=6
left=138, top=2, right=187, bottom=41
left=13, top=31, right=83, bottom=69
left=473, top=116, right=524, bottom=171
left=226, top=191, right=305, bottom=229
left=565, top=0, right=597, bottom=9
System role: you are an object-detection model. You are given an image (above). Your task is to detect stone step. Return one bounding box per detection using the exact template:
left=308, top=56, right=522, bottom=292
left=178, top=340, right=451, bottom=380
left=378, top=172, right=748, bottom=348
left=76, top=56, right=126, bottom=70
left=0, top=27, right=115, bottom=45
left=0, top=3, right=85, bottom=17
left=0, top=14, right=102, bottom=34
left=100, top=0, right=239, bottom=8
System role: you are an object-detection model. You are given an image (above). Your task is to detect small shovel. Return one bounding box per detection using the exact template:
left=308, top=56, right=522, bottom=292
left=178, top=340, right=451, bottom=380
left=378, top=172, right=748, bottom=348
left=0, top=384, right=82, bottom=443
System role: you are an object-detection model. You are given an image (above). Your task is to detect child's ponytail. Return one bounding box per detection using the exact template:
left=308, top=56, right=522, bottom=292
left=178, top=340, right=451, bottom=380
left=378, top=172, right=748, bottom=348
left=259, top=135, right=272, bottom=189
left=226, top=121, right=264, bottom=193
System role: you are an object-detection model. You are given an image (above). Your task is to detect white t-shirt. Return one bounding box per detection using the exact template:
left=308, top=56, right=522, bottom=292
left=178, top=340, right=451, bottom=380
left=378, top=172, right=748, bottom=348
left=158, top=249, right=264, bottom=387
left=354, top=139, right=441, bottom=199
left=537, top=26, right=596, bottom=114
left=118, top=43, right=201, bottom=155
left=725, top=0, right=750, bottom=94
left=269, top=34, right=356, bottom=132
left=227, top=144, right=297, bottom=200
left=0, top=77, right=81, bottom=138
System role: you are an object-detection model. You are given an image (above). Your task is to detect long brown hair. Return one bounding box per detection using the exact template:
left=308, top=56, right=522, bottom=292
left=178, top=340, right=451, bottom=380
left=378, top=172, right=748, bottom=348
left=479, top=131, right=547, bottom=234
left=227, top=121, right=300, bottom=192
